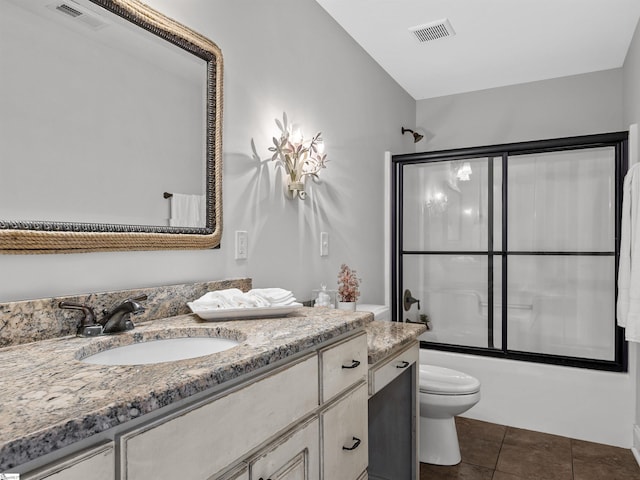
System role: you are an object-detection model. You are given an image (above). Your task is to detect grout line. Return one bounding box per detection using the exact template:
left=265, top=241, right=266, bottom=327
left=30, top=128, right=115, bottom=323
left=570, top=438, right=575, bottom=480
left=494, top=425, right=507, bottom=472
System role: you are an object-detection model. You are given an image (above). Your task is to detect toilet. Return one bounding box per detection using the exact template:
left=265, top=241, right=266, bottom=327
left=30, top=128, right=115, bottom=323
left=419, top=365, right=481, bottom=465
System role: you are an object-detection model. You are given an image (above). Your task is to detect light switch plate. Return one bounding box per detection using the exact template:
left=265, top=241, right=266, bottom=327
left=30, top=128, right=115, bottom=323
left=320, top=232, right=329, bottom=257
left=235, top=231, right=248, bottom=260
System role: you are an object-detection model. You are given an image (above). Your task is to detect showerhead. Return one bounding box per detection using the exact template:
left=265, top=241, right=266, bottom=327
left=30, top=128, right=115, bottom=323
left=402, top=127, right=424, bottom=143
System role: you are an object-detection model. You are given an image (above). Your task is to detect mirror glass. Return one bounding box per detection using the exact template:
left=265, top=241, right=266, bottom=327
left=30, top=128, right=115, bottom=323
left=0, top=0, right=222, bottom=252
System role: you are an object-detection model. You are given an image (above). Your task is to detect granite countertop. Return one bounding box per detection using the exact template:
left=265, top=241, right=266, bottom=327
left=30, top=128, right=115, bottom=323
left=0, top=308, right=425, bottom=471
left=365, top=320, right=426, bottom=364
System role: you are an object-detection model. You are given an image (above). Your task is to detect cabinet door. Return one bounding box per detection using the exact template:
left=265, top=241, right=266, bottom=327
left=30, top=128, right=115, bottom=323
left=23, top=443, right=114, bottom=480
left=250, top=417, right=319, bottom=480
left=121, top=355, right=318, bottom=480
left=321, top=383, right=368, bottom=480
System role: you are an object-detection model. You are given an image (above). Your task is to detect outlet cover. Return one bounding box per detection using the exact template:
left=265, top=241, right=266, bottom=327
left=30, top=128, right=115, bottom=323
left=235, top=231, right=248, bottom=260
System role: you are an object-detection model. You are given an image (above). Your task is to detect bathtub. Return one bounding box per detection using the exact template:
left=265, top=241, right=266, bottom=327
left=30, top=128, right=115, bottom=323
left=420, top=346, right=637, bottom=448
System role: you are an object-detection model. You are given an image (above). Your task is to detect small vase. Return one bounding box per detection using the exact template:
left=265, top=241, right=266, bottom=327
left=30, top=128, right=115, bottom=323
left=337, top=301, right=356, bottom=311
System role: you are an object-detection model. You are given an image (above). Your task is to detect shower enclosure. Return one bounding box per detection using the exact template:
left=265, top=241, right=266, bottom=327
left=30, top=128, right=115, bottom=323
left=392, top=132, right=628, bottom=371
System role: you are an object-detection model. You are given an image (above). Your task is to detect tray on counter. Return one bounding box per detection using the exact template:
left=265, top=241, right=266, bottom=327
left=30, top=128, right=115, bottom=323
left=188, top=303, right=303, bottom=321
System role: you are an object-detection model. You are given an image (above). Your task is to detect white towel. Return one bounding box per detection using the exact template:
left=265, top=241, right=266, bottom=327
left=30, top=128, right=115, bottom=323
left=617, top=163, right=640, bottom=341
left=169, top=193, right=205, bottom=228
left=189, top=288, right=298, bottom=310
left=248, top=288, right=297, bottom=306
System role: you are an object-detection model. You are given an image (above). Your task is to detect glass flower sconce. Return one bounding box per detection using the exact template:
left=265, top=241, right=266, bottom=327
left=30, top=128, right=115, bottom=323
left=268, top=113, right=328, bottom=199
left=425, top=191, right=448, bottom=215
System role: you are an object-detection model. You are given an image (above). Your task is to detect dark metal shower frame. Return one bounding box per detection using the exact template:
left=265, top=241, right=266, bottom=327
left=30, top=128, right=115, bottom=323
left=392, top=132, right=629, bottom=372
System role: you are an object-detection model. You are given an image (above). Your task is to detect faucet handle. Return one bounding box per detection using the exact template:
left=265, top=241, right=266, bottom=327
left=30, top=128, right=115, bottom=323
left=58, top=301, right=103, bottom=337
left=403, top=289, right=421, bottom=311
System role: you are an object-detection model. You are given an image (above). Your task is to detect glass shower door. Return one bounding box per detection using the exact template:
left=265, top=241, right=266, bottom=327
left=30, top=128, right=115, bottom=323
left=506, top=148, right=616, bottom=360
left=400, top=157, right=502, bottom=351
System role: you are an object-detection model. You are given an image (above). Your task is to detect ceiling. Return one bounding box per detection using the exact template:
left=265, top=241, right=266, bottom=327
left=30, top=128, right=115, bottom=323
left=315, top=0, right=640, bottom=100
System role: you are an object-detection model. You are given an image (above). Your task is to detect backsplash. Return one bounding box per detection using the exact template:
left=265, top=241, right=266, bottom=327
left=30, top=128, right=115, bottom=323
left=0, top=278, right=252, bottom=347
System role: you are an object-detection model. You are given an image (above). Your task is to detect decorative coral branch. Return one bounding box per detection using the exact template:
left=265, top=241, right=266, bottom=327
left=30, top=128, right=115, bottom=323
left=337, top=263, right=361, bottom=302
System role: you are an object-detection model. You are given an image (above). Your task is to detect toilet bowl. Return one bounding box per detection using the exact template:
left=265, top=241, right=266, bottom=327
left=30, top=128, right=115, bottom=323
left=419, top=365, right=480, bottom=465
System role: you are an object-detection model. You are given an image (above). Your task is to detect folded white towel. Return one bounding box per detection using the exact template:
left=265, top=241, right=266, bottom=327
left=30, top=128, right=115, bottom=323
left=189, top=288, right=297, bottom=310
left=190, top=289, right=245, bottom=310
left=249, top=288, right=296, bottom=306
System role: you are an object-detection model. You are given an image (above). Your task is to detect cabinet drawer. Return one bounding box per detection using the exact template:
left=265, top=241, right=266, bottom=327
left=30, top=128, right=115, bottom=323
left=121, top=355, right=318, bottom=480
left=320, top=333, right=367, bottom=403
left=369, top=342, right=418, bottom=396
left=23, top=443, right=114, bottom=480
left=250, top=417, right=319, bottom=480
left=321, top=383, right=368, bottom=480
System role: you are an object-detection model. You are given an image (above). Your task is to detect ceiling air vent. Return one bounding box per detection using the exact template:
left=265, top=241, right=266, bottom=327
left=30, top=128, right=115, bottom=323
left=48, top=2, right=108, bottom=30
left=409, top=18, right=455, bottom=43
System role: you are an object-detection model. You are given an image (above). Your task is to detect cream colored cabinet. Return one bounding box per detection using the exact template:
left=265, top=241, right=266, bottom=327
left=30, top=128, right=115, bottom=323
left=318, top=332, right=369, bottom=480
left=121, top=355, right=318, bottom=480
left=214, top=464, right=249, bottom=480
left=368, top=341, right=418, bottom=396
left=321, top=383, right=368, bottom=480
left=249, top=417, right=319, bottom=480
left=320, top=333, right=367, bottom=403
left=23, top=443, right=114, bottom=480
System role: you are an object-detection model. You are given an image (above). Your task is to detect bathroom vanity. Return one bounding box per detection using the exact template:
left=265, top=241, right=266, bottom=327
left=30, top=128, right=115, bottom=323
left=0, top=284, right=425, bottom=480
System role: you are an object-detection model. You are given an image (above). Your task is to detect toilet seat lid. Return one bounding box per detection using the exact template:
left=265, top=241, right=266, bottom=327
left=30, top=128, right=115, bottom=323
left=419, top=365, right=480, bottom=394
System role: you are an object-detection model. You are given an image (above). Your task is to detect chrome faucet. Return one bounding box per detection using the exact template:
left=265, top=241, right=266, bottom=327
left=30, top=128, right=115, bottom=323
left=99, top=295, right=147, bottom=334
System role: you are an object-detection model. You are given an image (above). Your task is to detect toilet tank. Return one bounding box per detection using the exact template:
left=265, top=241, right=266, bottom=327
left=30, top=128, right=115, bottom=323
left=356, top=304, right=390, bottom=321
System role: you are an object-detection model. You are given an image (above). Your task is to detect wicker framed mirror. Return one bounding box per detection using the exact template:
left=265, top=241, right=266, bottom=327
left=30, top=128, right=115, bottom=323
left=0, top=0, right=222, bottom=253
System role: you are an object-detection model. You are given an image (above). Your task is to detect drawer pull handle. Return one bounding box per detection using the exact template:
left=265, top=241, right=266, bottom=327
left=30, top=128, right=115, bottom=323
left=342, top=436, right=362, bottom=451
left=396, top=360, right=410, bottom=369
left=342, top=359, right=360, bottom=369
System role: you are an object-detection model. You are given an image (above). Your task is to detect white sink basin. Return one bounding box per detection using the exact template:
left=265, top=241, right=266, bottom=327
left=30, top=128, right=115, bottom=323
left=81, top=337, right=240, bottom=366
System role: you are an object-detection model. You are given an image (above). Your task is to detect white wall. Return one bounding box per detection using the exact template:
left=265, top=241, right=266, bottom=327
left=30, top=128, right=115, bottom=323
left=0, top=0, right=416, bottom=303
left=623, top=17, right=640, bottom=452
left=416, top=68, right=624, bottom=152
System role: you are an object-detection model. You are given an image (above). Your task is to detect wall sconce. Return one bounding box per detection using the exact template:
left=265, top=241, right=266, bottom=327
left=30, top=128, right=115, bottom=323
left=402, top=127, right=424, bottom=143
left=268, top=113, right=328, bottom=200
left=425, top=191, right=448, bottom=215
left=456, top=161, right=472, bottom=181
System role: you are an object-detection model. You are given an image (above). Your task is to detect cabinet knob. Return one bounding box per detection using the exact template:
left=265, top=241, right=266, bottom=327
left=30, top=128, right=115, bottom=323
left=342, top=436, right=362, bottom=451
left=342, top=359, right=361, bottom=369
left=396, top=360, right=410, bottom=369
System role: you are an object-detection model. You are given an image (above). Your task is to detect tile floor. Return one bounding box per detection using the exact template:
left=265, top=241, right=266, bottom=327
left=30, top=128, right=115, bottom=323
left=419, top=417, right=640, bottom=480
